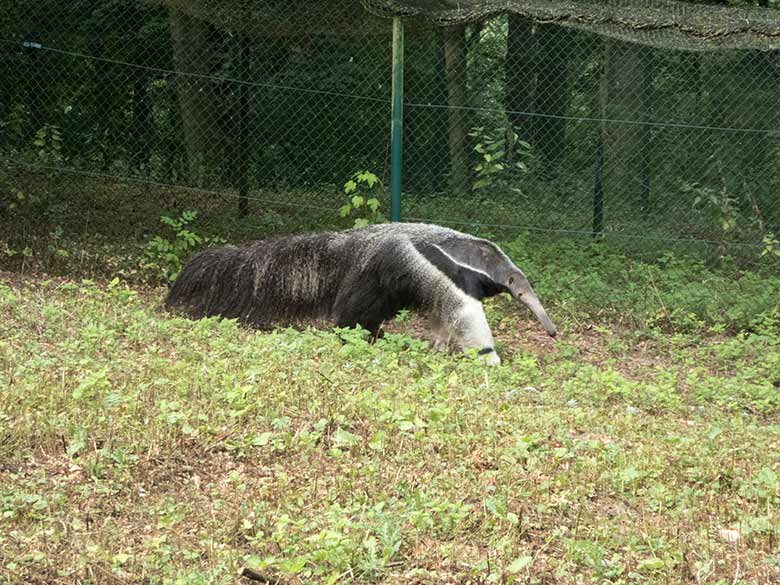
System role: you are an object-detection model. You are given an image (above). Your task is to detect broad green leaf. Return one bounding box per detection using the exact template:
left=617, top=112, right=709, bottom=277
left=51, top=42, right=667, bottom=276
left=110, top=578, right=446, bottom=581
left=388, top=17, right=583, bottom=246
left=619, top=466, right=642, bottom=483
left=279, top=556, right=307, bottom=574
left=397, top=419, right=415, bottom=431
left=332, top=428, right=360, bottom=449
left=637, top=558, right=665, bottom=572
left=67, top=431, right=86, bottom=458
left=508, top=556, right=533, bottom=573
left=356, top=171, right=379, bottom=188
left=252, top=432, right=273, bottom=446
left=112, top=553, right=131, bottom=565
left=368, top=431, right=386, bottom=451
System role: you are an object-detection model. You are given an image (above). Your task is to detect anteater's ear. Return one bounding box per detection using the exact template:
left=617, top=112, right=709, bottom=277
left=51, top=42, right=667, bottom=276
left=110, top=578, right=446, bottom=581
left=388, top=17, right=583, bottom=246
left=413, top=242, right=495, bottom=300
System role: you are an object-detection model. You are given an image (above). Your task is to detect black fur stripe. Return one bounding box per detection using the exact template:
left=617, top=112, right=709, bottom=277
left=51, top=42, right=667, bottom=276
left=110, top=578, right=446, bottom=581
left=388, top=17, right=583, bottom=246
left=413, top=242, right=509, bottom=301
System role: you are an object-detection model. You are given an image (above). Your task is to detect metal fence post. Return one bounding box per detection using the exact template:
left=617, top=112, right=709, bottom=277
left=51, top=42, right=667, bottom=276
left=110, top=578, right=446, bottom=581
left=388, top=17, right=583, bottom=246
left=390, top=16, right=404, bottom=223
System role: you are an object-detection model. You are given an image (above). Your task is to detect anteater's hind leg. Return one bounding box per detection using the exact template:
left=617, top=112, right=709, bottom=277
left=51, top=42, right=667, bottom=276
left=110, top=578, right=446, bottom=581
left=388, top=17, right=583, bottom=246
left=332, top=280, right=396, bottom=343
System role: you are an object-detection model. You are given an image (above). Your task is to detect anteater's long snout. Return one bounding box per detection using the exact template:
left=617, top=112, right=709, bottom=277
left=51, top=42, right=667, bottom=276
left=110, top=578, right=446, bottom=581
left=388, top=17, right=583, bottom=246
left=512, top=281, right=556, bottom=337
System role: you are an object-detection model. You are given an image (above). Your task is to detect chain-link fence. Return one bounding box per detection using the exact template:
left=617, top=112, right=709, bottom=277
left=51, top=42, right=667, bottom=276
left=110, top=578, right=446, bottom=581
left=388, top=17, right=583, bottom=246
left=2, top=0, right=780, bottom=271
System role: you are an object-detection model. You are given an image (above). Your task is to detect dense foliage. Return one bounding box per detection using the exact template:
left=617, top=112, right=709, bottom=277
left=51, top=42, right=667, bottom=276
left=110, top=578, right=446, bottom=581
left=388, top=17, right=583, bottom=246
left=2, top=1, right=780, bottom=255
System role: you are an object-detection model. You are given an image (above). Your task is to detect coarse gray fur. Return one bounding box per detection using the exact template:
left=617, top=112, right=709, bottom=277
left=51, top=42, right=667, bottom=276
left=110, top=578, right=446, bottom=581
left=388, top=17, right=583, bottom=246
left=165, top=222, right=556, bottom=365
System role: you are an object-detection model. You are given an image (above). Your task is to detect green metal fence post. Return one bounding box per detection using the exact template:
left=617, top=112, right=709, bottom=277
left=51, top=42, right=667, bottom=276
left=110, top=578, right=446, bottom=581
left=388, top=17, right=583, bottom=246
left=390, top=17, right=404, bottom=222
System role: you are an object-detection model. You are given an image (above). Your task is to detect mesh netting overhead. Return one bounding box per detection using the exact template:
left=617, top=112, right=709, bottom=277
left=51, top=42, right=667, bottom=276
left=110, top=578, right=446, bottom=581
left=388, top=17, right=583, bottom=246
left=146, top=0, right=384, bottom=37
left=363, top=0, right=780, bottom=50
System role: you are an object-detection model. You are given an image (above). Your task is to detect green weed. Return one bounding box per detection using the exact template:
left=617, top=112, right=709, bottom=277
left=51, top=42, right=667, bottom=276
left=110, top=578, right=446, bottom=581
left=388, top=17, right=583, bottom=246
left=1, top=277, right=780, bottom=583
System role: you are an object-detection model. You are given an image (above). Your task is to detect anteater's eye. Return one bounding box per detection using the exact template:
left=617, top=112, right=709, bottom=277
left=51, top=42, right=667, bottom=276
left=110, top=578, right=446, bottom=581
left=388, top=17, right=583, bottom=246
left=508, top=276, right=515, bottom=285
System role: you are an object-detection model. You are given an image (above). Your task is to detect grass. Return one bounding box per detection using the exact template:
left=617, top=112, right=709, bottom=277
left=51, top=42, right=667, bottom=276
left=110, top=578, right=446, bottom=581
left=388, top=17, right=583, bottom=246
left=1, top=272, right=779, bottom=584
left=1, top=174, right=780, bottom=583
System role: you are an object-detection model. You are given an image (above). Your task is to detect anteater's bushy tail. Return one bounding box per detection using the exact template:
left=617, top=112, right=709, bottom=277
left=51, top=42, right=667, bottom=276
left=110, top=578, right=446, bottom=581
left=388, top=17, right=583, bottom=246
left=165, top=244, right=267, bottom=327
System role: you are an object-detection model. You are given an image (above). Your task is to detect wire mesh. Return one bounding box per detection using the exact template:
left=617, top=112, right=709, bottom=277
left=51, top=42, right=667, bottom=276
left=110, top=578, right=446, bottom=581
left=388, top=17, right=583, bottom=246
left=2, top=0, right=780, bottom=271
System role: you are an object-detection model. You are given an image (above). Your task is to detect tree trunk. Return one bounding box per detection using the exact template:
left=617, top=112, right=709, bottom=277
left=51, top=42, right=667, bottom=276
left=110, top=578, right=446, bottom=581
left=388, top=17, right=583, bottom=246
left=505, top=14, right=536, bottom=144
left=232, top=35, right=251, bottom=218
left=533, top=23, right=570, bottom=177
left=430, top=31, right=450, bottom=193
left=24, top=45, right=48, bottom=143
left=130, top=73, right=152, bottom=174
left=169, top=9, right=221, bottom=183
left=605, top=40, right=643, bottom=203
left=443, top=25, right=469, bottom=194
left=639, top=47, right=655, bottom=213
left=0, top=46, right=15, bottom=148
left=593, top=41, right=607, bottom=237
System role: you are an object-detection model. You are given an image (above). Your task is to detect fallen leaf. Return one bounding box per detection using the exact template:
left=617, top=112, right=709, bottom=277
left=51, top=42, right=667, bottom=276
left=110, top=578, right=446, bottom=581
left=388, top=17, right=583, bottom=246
left=718, top=527, right=740, bottom=544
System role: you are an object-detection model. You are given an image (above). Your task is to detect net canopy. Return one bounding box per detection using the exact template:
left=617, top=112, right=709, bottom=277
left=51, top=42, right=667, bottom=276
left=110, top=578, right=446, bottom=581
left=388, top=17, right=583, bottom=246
left=147, top=1, right=780, bottom=50
left=364, top=1, right=780, bottom=51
